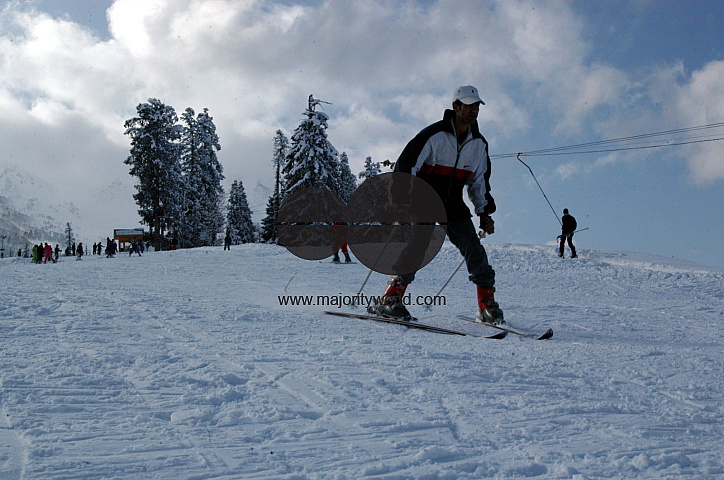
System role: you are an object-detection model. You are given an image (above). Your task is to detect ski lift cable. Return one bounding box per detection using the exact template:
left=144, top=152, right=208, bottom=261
left=517, top=136, right=724, bottom=157
left=491, top=122, right=724, bottom=159
left=523, top=122, right=724, bottom=155
left=516, top=153, right=562, bottom=226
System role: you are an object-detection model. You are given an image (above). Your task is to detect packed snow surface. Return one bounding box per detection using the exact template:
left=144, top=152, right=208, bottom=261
left=1, top=242, right=723, bottom=479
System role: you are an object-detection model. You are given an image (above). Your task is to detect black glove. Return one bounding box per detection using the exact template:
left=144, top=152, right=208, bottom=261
left=479, top=214, right=494, bottom=235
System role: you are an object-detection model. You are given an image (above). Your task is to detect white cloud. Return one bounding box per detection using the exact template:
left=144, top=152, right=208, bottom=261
left=554, top=63, right=630, bottom=133
left=674, top=60, right=724, bottom=184
left=597, top=60, right=724, bottom=184
left=1, top=0, right=723, bottom=242
left=554, top=162, right=580, bottom=180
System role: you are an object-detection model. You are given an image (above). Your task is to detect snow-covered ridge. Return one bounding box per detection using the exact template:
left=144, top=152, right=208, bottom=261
left=1, top=242, right=722, bottom=479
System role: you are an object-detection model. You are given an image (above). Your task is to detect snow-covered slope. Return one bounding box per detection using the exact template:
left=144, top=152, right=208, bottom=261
left=1, top=242, right=722, bottom=479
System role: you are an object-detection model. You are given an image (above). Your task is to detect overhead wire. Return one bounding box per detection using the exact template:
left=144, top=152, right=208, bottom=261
left=491, top=121, right=724, bottom=159
left=494, top=121, right=724, bottom=229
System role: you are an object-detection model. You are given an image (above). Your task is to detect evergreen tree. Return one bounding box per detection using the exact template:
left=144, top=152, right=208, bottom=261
left=65, top=222, right=74, bottom=252
left=358, top=156, right=381, bottom=181
left=260, top=193, right=281, bottom=243
left=124, top=98, right=184, bottom=248
left=261, top=130, right=289, bottom=243
left=180, top=107, right=224, bottom=247
left=226, top=179, right=255, bottom=244
left=337, top=152, right=357, bottom=203
left=272, top=130, right=288, bottom=207
left=282, top=95, right=340, bottom=198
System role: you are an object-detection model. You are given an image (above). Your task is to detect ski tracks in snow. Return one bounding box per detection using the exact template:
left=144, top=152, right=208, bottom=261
left=1, top=244, right=723, bottom=478
left=126, top=280, right=468, bottom=478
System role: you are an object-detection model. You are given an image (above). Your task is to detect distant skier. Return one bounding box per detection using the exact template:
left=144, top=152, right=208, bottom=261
left=559, top=208, right=577, bottom=258
left=105, top=237, right=116, bottom=258
left=129, top=239, right=142, bottom=256
left=76, top=242, right=84, bottom=260
left=224, top=233, right=232, bottom=251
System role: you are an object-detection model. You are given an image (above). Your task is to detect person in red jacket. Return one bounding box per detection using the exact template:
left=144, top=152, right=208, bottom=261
left=43, top=243, right=56, bottom=263
left=331, top=221, right=351, bottom=263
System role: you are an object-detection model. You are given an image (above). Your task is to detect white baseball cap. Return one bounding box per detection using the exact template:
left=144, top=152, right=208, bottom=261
left=452, top=85, right=484, bottom=105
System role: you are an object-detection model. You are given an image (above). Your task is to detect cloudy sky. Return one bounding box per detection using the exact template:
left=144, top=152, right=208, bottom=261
left=1, top=0, right=723, bottom=266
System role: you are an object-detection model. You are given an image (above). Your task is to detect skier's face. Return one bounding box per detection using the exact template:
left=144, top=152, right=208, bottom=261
left=454, top=101, right=480, bottom=126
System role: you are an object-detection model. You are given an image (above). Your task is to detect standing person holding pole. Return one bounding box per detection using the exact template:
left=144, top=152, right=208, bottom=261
left=368, top=85, right=504, bottom=325
left=559, top=208, right=578, bottom=258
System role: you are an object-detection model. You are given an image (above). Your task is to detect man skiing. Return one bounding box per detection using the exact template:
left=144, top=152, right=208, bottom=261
left=559, top=208, right=577, bottom=258
left=368, top=85, right=503, bottom=325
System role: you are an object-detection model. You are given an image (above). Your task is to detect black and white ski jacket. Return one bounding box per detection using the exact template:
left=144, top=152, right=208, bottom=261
left=394, top=109, right=495, bottom=221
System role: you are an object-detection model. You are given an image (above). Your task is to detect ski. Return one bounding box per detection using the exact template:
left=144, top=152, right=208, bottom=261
left=324, top=311, right=507, bottom=339
left=457, top=315, right=553, bottom=340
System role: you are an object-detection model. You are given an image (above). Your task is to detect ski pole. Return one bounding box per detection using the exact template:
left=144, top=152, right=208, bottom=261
left=423, top=256, right=466, bottom=312
left=352, top=222, right=400, bottom=308
left=423, top=230, right=487, bottom=311
left=556, top=227, right=589, bottom=239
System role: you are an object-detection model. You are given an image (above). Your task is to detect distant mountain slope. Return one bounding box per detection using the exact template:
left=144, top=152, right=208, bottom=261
left=0, top=164, right=80, bottom=256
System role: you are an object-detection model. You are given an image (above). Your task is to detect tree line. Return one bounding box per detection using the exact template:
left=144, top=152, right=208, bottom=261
left=124, top=95, right=385, bottom=248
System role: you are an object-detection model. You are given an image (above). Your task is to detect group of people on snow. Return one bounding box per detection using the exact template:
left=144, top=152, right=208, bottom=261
left=27, top=242, right=85, bottom=262
left=28, top=243, right=60, bottom=264
left=25, top=237, right=148, bottom=262
left=94, top=238, right=143, bottom=257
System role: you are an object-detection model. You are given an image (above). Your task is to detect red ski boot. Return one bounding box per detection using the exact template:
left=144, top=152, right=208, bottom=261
left=367, top=277, right=412, bottom=320
left=476, top=286, right=505, bottom=325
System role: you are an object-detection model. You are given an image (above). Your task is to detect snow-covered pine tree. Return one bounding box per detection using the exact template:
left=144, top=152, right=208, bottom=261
left=260, top=195, right=280, bottom=243
left=65, top=222, right=74, bottom=252
left=226, top=179, right=255, bottom=244
left=124, top=98, right=184, bottom=248
left=358, top=156, right=381, bottom=181
left=281, top=95, right=340, bottom=199
left=272, top=130, right=288, bottom=207
left=337, top=152, right=357, bottom=203
left=180, top=107, right=225, bottom=247
left=260, top=130, right=289, bottom=243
